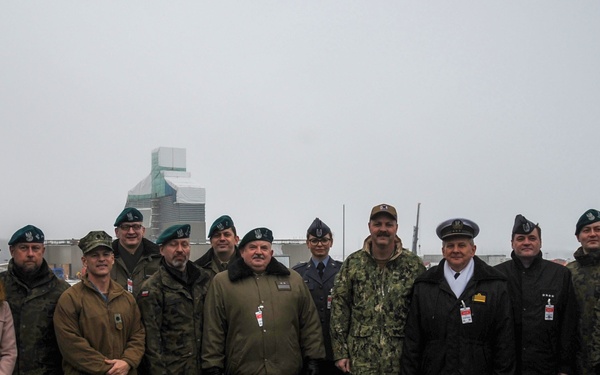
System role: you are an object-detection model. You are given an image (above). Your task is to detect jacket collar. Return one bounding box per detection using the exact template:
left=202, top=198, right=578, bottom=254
left=228, top=257, right=290, bottom=282
left=573, top=246, right=600, bottom=266
left=112, top=238, right=161, bottom=259
left=509, top=250, right=543, bottom=270
left=195, top=246, right=240, bottom=268
left=361, top=235, right=404, bottom=262
left=417, top=256, right=506, bottom=284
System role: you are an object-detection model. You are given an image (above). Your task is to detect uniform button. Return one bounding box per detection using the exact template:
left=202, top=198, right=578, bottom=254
left=263, top=329, right=267, bottom=332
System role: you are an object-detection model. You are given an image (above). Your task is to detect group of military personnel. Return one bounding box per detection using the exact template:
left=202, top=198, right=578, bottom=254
left=0, top=204, right=600, bottom=374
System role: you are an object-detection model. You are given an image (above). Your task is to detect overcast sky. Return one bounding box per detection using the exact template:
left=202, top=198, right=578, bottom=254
left=1, top=1, right=598, bottom=262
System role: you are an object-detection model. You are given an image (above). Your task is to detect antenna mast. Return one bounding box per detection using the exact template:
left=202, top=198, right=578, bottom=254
left=411, top=203, right=421, bottom=254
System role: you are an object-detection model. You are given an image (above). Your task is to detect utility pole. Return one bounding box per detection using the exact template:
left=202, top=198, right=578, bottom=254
left=411, top=203, right=421, bottom=255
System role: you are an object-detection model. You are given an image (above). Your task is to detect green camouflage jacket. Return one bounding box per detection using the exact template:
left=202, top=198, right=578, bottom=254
left=330, top=235, right=425, bottom=375
left=137, top=260, right=210, bottom=375
left=111, top=238, right=161, bottom=296
left=0, top=259, right=69, bottom=375
left=568, top=247, right=600, bottom=375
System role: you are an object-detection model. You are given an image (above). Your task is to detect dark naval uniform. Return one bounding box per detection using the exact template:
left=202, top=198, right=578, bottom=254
left=293, top=257, right=342, bottom=364
left=495, top=251, right=577, bottom=375
left=111, top=238, right=161, bottom=296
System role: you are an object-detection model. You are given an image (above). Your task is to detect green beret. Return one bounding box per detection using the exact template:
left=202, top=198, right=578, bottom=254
left=156, top=224, right=191, bottom=245
left=79, top=231, right=113, bottom=254
left=576, top=209, right=600, bottom=235
left=239, top=227, right=274, bottom=249
left=114, top=207, right=143, bottom=227
left=307, top=218, right=331, bottom=238
left=8, top=225, right=45, bottom=246
left=436, top=218, right=480, bottom=240
left=208, top=215, right=235, bottom=238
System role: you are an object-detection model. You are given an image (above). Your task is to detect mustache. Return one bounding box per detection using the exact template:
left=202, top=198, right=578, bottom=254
left=376, top=232, right=391, bottom=237
left=252, top=254, right=266, bottom=260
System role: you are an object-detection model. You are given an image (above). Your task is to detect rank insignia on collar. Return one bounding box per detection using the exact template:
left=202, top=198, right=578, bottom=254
left=472, top=293, right=486, bottom=303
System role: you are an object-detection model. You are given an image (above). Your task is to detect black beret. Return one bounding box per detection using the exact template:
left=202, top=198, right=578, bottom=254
left=79, top=231, right=113, bottom=254
left=307, top=218, right=331, bottom=238
left=239, top=227, right=273, bottom=249
left=575, top=209, right=600, bottom=235
left=208, top=215, right=235, bottom=238
left=436, top=218, right=480, bottom=240
left=114, top=207, right=143, bottom=227
left=8, top=225, right=45, bottom=246
left=156, top=224, right=191, bottom=245
left=512, top=214, right=538, bottom=235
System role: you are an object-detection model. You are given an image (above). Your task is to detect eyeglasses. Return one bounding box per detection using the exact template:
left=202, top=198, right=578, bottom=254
left=308, top=238, right=332, bottom=245
left=119, top=224, right=143, bottom=232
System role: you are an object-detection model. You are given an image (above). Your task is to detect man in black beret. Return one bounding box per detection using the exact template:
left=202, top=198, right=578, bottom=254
left=496, top=214, right=577, bottom=375
left=136, top=224, right=210, bottom=374
left=194, top=215, right=240, bottom=279
left=401, top=218, right=515, bottom=375
left=568, top=209, right=600, bottom=375
left=111, top=207, right=161, bottom=295
left=293, top=218, right=343, bottom=374
left=0, top=225, right=70, bottom=374
left=202, top=227, right=325, bottom=375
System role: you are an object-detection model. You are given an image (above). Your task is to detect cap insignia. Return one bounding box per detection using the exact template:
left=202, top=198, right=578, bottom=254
left=588, top=212, right=596, bottom=221
left=380, top=204, right=389, bottom=211
left=177, top=229, right=184, bottom=237
left=316, top=228, right=323, bottom=237
left=255, top=229, right=263, bottom=239
left=452, top=220, right=464, bottom=231
left=127, top=212, right=133, bottom=221
left=523, top=222, right=531, bottom=232
left=25, top=231, right=33, bottom=242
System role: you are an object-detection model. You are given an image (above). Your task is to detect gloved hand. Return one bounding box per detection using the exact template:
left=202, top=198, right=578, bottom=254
left=304, top=358, right=320, bottom=375
left=203, top=367, right=224, bottom=375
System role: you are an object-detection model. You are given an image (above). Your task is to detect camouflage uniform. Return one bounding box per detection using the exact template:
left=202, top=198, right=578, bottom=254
left=568, top=247, right=600, bottom=375
left=0, top=259, right=69, bottom=375
left=111, top=238, right=161, bottom=295
left=330, top=236, right=425, bottom=374
left=137, top=260, right=210, bottom=374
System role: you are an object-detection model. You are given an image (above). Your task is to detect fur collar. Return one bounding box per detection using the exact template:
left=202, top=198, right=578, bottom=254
left=228, top=257, right=290, bottom=282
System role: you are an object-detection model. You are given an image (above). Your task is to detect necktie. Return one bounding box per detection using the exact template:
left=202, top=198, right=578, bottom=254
left=317, top=262, right=325, bottom=279
left=454, top=272, right=460, bottom=279
left=222, top=262, right=228, bottom=270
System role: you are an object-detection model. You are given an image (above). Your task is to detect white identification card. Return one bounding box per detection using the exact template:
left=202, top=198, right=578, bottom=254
left=460, top=307, right=473, bottom=324
left=545, top=304, right=555, bottom=321
left=255, top=305, right=264, bottom=327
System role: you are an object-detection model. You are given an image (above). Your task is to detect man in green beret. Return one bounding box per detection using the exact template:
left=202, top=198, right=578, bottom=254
left=0, top=225, right=69, bottom=374
left=54, top=231, right=145, bottom=375
left=568, top=209, right=600, bottom=374
left=194, top=215, right=241, bottom=279
left=202, top=227, right=325, bottom=375
left=495, top=214, right=577, bottom=375
left=111, top=207, right=161, bottom=295
left=137, top=224, right=210, bottom=374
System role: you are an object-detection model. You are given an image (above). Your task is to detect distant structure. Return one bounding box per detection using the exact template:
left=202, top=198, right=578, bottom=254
left=125, top=147, right=206, bottom=242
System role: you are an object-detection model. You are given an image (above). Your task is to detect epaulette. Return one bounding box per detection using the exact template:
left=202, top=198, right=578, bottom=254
left=292, top=262, right=308, bottom=270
